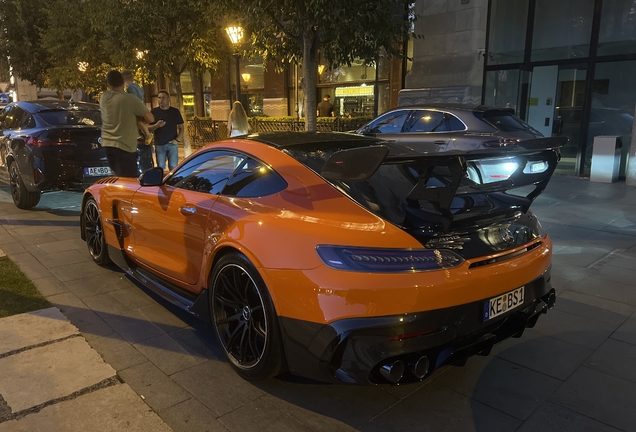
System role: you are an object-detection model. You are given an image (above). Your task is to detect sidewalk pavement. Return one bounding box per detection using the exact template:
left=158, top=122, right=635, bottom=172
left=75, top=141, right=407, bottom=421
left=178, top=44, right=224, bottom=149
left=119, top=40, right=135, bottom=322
left=0, top=174, right=635, bottom=432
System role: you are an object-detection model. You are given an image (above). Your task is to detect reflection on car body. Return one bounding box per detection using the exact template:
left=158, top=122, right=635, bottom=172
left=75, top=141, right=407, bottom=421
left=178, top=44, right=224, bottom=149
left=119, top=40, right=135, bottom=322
left=80, top=132, right=564, bottom=385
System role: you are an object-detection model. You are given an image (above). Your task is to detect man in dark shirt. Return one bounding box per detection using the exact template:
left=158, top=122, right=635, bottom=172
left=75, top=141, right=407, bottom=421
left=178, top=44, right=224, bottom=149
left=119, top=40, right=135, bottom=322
left=317, top=94, right=334, bottom=117
left=148, top=90, right=184, bottom=170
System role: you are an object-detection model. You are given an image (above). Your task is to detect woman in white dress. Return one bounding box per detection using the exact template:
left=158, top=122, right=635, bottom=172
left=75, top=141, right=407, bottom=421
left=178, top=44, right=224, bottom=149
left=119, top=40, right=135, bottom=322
left=228, top=101, right=249, bottom=137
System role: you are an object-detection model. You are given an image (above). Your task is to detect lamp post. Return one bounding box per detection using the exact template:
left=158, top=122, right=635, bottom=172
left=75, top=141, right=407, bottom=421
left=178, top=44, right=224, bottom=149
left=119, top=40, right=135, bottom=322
left=225, top=25, right=244, bottom=105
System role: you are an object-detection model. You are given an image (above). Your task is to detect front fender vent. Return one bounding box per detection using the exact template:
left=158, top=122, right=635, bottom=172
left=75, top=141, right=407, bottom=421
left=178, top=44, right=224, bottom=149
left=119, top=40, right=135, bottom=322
left=468, top=241, right=542, bottom=269
left=94, top=177, right=120, bottom=184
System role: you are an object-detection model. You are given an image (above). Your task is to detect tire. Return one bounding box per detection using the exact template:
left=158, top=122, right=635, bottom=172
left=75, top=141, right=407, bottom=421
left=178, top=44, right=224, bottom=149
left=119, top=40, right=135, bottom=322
left=210, top=252, right=285, bottom=380
left=83, top=197, right=111, bottom=266
left=9, top=161, right=41, bottom=209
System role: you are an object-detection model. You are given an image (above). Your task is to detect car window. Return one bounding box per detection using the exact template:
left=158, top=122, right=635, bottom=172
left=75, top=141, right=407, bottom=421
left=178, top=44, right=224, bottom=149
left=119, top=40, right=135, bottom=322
left=5, top=107, right=34, bottom=130
left=37, top=109, right=102, bottom=126
left=0, top=106, right=11, bottom=128
left=166, top=151, right=245, bottom=194
left=222, top=157, right=287, bottom=197
left=406, top=110, right=448, bottom=133
left=482, top=111, right=538, bottom=133
left=364, top=111, right=409, bottom=134
left=447, top=114, right=466, bottom=131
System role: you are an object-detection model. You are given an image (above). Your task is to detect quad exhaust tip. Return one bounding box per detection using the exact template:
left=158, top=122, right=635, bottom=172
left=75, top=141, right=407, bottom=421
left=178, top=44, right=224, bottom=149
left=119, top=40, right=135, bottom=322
left=409, top=356, right=430, bottom=380
left=380, top=360, right=405, bottom=384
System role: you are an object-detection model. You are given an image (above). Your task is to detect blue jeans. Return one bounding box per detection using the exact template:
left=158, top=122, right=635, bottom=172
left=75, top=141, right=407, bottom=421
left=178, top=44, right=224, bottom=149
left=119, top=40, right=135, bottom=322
left=155, top=143, right=178, bottom=170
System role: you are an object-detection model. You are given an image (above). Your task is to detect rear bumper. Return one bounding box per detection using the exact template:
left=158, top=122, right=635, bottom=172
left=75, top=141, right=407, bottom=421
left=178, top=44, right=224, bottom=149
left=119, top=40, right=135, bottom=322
left=31, top=152, right=111, bottom=191
left=279, top=269, right=553, bottom=385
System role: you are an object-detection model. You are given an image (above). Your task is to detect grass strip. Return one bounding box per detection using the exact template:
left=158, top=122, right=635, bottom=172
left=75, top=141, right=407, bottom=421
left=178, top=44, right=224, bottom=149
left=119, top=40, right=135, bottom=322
left=0, top=256, right=51, bottom=318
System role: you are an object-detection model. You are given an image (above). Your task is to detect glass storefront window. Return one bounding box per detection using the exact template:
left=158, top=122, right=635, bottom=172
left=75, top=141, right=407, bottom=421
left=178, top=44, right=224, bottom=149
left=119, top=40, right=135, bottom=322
left=180, top=72, right=193, bottom=93
left=598, top=0, right=636, bottom=56
left=531, top=0, right=594, bottom=62
left=487, top=0, right=528, bottom=65
left=229, top=58, right=264, bottom=90
left=587, top=60, right=636, bottom=177
left=484, top=69, right=521, bottom=112
left=319, top=59, right=378, bottom=84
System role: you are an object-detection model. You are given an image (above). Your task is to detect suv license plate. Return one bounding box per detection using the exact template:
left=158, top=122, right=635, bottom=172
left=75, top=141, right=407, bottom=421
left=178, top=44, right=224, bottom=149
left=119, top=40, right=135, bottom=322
left=483, top=286, right=525, bottom=322
left=84, top=166, right=113, bottom=177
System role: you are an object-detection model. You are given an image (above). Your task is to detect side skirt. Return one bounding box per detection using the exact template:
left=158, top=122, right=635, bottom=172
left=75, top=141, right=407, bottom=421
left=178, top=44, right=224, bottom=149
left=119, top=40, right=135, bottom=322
left=106, top=244, right=210, bottom=322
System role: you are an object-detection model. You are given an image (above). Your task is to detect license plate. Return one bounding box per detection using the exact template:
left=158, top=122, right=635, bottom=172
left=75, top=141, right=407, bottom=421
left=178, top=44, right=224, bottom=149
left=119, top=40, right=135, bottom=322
left=84, top=166, right=113, bottom=177
left=483, top=286, right=525, bottom=321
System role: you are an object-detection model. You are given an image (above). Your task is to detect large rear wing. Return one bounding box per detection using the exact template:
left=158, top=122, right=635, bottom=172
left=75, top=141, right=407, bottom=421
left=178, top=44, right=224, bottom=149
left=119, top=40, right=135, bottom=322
left=321, top=137, right=567, bottom=232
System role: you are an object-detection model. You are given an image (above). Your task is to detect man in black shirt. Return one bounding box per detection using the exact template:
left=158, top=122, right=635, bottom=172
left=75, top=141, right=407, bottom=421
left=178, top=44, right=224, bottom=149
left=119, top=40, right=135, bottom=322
left=317, top=94, right=334, bottom=117
left=148, top=90, right=184, bottom=170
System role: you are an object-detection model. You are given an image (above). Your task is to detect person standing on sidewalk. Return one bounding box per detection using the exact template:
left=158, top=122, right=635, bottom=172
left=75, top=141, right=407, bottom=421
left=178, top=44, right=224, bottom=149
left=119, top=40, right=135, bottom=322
left=121, top=70, right=154, bottom=172
left=148, top=90, right=183, bottom=171
left=100, top=70, right=154, bottom=177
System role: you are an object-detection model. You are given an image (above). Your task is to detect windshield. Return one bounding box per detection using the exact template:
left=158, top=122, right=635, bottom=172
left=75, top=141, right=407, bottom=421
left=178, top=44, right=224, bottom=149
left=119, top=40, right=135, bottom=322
left=36, top=109, right=102, bottom=126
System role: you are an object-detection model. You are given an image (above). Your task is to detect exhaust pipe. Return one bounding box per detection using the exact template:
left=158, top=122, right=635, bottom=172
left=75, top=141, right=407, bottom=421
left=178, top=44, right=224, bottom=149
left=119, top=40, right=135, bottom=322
left=379, top=360, right=405, bottom=384
left=409, top=356, right=430, bottom=379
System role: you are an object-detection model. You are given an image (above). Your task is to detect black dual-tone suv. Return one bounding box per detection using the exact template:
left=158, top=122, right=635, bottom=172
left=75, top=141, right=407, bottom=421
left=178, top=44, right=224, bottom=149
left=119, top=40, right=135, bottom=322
left=0, top=100, right=111, bottom=209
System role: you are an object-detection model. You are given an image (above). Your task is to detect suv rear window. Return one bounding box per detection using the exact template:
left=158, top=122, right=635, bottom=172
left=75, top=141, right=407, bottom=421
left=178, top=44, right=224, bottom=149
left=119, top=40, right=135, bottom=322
left=481, top=110, right=536, bottom=133
left=37, top=109, right=102, bottom=126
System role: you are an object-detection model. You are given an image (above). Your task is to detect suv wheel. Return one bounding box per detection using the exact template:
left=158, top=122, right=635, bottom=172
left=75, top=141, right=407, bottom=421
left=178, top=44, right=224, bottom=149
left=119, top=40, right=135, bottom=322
left=9, top=161, right=41, bottom=209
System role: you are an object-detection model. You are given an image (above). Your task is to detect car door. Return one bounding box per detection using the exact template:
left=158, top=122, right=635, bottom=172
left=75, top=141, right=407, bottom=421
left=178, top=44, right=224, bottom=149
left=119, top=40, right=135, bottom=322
left=357, top=110, right=411, bottom=142
left=0, top=105, right=13, bottom=172
left=397, top=109, right=453, bottom=153
left=130, top=151, right=245, bottom=285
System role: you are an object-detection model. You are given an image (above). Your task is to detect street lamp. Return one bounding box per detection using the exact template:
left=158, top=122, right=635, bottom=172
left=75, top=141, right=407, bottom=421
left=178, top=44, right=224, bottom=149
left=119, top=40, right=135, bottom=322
left=225, top=25, right=244, bottom=104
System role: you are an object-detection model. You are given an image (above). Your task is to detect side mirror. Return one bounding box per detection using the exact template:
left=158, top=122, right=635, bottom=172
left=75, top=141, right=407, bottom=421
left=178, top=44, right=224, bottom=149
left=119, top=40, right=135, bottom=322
left=139, top=167, right=164, bottom=186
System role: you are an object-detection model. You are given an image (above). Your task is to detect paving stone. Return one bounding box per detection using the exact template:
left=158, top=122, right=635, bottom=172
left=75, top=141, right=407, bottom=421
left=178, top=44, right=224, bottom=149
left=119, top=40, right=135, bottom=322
left=358, top=423, right=392, bottom=432
left=62, top=306, right=118, bottom=340
left=431, top=356, right=562, bottom=420
left=0, top=307, right=77, bottom=355
left=556, top=290, right=635, bottom=325
left=35, top=237, right=87, bottom=254
left=372, top=383, right=521, bottom=432
left=119, top=361, right=191, bottom=412
left=87, top=332, right=148, bottom=371
left=159, top=398, right=229, bottom=432
left=259, top=377, right=400, bottom=429
left=6, top=252, right=54, bottom=280
left=550, top=367, right=636, bottom=432
left=517, top=402, right=623, bottom=432
left=48, top=265, right=84, bottom=282
left=567, top=276, right=636, bottom=306
left=0, top=384, right=172, bottom=432
left=550, top=264, right=595, bottom=283
left=492, top=329, right=592, bottom=381
left=218, top=397, right=313, bottom=432
left=133, top=333, right=206, bottom=376
left=31, top=276, right=69, bottom=297
left=32, top=249, right=92, bottom=269
left=64, top=274, right=131, bottom=299
left=585, top=338, right=636, bottom=384
left=171, top=360, right=265, bottom=417
left=137, top=303, right=190, bottom=334
left=0, top=337, right=115, bottom=412
left=530, top=309, right=617, bottom=350
left=101, top=308, right=167, bottom=344
left=611, top=311, right=636, bottom=345
left=10, top=225, right=67, bottom=237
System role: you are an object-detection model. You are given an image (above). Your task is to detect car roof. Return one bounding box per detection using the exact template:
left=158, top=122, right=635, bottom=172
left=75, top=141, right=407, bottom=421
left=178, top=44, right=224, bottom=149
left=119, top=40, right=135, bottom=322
left=11, top=100, right=99, bottom=112
left=393, top=104, right=508, bottom=113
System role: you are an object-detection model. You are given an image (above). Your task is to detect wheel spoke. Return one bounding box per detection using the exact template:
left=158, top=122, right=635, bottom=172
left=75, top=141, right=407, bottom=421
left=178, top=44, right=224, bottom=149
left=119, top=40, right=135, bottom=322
left=226, top=320, right=245, bottom=351
left=239, top=323, right=249, bottom=364
left=247, top=322, right=261, bottom=360
left=220, top=273, right=244, bottom=304
left=214, top=293, right=241, bottom=310
left=216, top=311, right=242, bottom=326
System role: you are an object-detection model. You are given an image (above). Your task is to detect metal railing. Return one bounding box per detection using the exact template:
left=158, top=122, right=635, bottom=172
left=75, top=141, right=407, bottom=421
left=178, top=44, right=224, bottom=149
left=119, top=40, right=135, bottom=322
left=187, top=117, right=370, bottom=148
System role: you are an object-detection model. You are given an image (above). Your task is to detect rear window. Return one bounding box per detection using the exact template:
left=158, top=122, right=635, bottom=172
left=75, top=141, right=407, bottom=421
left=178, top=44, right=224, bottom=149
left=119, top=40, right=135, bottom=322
left=36, top=109, right=102, bottom=126
left=482, top=110, right=536, bottom=133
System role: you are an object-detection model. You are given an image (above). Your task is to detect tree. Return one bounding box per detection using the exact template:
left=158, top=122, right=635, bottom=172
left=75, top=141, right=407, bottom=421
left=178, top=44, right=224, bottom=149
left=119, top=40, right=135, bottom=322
left=0, top=0, right=53, bottom=87
left=92, top=0, right=230, bottom=155
left=227, top=0, right=413, bottom=131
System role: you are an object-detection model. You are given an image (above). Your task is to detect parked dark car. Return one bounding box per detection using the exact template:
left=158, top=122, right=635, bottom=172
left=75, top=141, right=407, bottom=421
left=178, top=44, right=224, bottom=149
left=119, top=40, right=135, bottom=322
left=355, top=104, right=547, bottom=182
left=0, top=100, right=110, bottom=209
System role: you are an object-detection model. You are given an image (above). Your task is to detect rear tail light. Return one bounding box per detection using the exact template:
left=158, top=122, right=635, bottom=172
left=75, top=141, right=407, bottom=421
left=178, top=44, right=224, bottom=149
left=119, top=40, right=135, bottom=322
left=26, top=136, right=75, bottom=147
left=481, top=138, right=520, bottom=148
left=316, top=245, right=464, bottom=272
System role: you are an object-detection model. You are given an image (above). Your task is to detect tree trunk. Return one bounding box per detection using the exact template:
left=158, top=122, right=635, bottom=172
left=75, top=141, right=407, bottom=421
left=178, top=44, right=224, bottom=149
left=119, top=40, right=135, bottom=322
left=625, top=101, right=636, bottom=185
left=302, top=31, right=317, bottom=132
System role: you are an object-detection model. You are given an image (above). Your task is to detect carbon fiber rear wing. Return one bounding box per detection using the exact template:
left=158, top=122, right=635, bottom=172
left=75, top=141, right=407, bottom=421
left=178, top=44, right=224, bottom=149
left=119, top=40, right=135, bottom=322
left=321, top=137, right=567, bottom=232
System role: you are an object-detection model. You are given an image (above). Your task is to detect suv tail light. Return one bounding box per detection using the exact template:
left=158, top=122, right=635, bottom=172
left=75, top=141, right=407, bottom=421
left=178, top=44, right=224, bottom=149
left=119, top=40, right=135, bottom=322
left=26, top=136, right=76, bottom=147
left=481, top=138, right=520, bottom=148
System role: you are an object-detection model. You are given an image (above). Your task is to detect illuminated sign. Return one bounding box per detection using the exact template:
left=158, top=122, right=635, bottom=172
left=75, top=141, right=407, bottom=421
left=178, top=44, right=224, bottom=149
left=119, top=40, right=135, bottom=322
left=335, top=85, right=374, bottom=97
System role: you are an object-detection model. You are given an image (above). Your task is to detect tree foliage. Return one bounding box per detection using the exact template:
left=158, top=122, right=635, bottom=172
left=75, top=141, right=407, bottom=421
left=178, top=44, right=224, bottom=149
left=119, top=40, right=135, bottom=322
left=227, top=0, right=413, bottom=131
left=0, top=0, right=53, bottom=87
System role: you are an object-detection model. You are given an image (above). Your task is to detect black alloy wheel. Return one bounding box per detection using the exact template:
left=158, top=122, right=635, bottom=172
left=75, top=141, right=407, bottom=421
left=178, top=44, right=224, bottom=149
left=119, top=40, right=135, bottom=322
left=83, top=197, right=111, bottom=266
left=210, top=252, right=285, bottom=380
left=9, top=161, right=41, bottom=209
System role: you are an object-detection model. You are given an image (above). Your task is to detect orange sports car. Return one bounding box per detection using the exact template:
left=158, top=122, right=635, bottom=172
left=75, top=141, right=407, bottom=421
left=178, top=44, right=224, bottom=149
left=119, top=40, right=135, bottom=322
left=80, top=132, right=565, bottom=385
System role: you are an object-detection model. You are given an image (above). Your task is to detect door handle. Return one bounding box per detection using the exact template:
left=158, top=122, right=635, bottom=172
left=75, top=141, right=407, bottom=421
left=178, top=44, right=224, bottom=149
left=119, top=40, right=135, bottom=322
left=179, top=206, right=197, bottom=215
left=434, top=140, right=446, bottom=145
